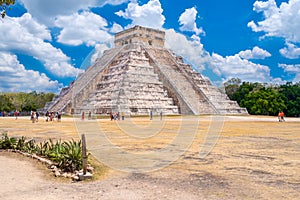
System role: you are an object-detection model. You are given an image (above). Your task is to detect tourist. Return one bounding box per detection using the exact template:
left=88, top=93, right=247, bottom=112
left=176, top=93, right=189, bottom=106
left=14, top=110, right=19, bottom=120
left=31, top=111, right=35, bottom=123
left=50, top=112, right=54, bottom=121
left=88, top=111, right=92, bottom=120
left=81, top=112, right=85, bottom=120
left=121, top=112, right=125, bottom=120
left=110, top=112, right=113, bottom=121
left=150, top=110, right=153, bottom=120
left=45, top=111, right=49, bottom=122
left=160, top=111, right=162, bottom=120
left=278, top=111, right=285, bottom=122
left=57, top=112, right=61, bottom=122
left=36, top=111, right=39, bottom=122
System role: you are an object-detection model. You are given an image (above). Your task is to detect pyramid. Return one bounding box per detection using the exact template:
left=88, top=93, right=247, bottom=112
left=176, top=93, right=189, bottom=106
left=43, top=26, right=248, bottom=116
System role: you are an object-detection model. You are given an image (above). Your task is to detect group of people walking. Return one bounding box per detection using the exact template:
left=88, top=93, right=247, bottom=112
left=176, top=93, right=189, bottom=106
left=45, top=111, right=62, bottom=122
left=109, top=111, right=125, bottom=121
left=30, top=111, right=40, bottom=123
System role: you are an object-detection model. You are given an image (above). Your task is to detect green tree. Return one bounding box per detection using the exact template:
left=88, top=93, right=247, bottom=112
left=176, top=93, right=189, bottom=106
left=0, top=93, right=13, bottom=111
left=1, top=0, right=15, bottom=18
left=278, top=82, right=300, bottom=117
left=1, top=92, right=55, bottom=112
left=229, top=82, right=258, bottom=104
left=9, top=92, right=27, bottom=111
left=23, top=93, right=38, bottom=111
left=240, top=87, right=286, bottom=116
left=225, top=80, right=300, bottom=116
left=224, top=78, right=242, bottom=99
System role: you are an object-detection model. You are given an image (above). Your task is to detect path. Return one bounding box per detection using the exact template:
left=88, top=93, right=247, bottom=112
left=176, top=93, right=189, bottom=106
left=0, top=152, right=203, bottom=200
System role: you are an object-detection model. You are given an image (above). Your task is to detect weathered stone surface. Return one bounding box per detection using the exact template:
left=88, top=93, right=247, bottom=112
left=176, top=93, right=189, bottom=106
left=77, top=172, right=93, bottom=181
left=43, top=25, right=247, bottom=116
left=54, top=170, right=61, bottom=177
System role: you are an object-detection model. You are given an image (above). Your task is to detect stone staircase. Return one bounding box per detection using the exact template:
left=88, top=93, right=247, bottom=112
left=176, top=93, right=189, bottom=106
left=144, top=47, right=217, bottom=115
left=48, top=87, right=72, bottom=113
left=39, top=84, right=72, bottom=113
left=45, top=46, right=124, bottom=114
left=167, top=51, right=248, bottom=114
left=72, top=46, right=124, bottom=98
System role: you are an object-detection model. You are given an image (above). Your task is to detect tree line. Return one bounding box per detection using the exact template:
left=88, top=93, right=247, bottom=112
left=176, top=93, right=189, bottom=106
left=0, top=91, right=55, bottom=113
left=224, top=78, right=300, bottom=117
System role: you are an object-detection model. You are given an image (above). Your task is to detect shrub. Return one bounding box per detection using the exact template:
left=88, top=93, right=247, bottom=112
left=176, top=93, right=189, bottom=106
left=0, top=132, right=17, bottom=149
left=0, top=133, right=84, bottom=173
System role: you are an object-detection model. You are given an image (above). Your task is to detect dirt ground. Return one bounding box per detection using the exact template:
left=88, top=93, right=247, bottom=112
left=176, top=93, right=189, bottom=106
left=0, top=115, right=300, bottom=200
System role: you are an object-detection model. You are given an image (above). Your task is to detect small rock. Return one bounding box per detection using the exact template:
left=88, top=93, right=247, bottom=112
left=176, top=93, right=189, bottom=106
left=72, top=175, right=80, bottom=181
left=54, top=170, right=61, bottom=177
left=77, top=172, right=93, bottom=181
left=50, top=165, right=55, bottom=169
left=66, top=173, right=73, bottom=179
left=62, top=173, right=68, bottom=178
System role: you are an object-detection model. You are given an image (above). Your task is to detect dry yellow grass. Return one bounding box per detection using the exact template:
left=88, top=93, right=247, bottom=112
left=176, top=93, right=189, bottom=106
left=1, top=115, right=300, bottom=199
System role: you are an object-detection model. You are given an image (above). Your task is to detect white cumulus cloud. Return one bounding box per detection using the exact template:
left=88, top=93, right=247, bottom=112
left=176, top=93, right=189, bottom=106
left=165, top=29, right=209, bottom=71
left=0, top=52, right=62, bottom=92
left=54, top=11, right=114, bottom=47
left=20, top=0, right=129, bottom=26
left=248, top=0, right=300, bottom=59
left=110, top=23, right=124, bottom=33
left=279, top=63, right=300, bottom=82
left=210, top=53, right=272, bottom=82
left=0, top=14, right=82, bottom=78
left=179, top=7, right=204, bottom=35
left=279, top=42, right=300, bottom=59
left=115, top=0, right=165, bottom=29
left=238, top=46, right=271, bottom=59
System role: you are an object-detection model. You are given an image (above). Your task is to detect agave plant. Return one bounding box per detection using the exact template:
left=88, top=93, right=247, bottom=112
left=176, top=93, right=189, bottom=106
left=24, top=139, right=37, bottom=154
left=48, top=140, right=65, bottom=162
left=0, top=132, right=17, bottom=149
left=1, top=132, right=85, bottom=173
left=16, top=136, right=26, bottom=151
left=62, top=140, right=82, bottom=172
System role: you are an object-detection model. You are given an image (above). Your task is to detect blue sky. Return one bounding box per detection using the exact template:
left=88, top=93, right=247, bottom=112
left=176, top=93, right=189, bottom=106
left=0, top=0, right=299, bottom=93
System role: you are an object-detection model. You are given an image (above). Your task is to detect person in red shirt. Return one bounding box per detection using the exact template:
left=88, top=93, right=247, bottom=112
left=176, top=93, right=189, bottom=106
left=278, top=111, right=285, bottom=122
left=14, top=110, right=19, bottom=120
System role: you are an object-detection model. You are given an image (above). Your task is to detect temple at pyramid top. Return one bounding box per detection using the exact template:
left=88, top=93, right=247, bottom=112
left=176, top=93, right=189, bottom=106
left=42, top=25, right=248, bottom=116
left=114, top=25, right=165, bottom=48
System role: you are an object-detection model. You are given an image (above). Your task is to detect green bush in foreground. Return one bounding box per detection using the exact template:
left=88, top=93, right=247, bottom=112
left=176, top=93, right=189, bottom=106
left=0, top=132, right=17, bottom=149
left=0, top=133, right=83, bottom=173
